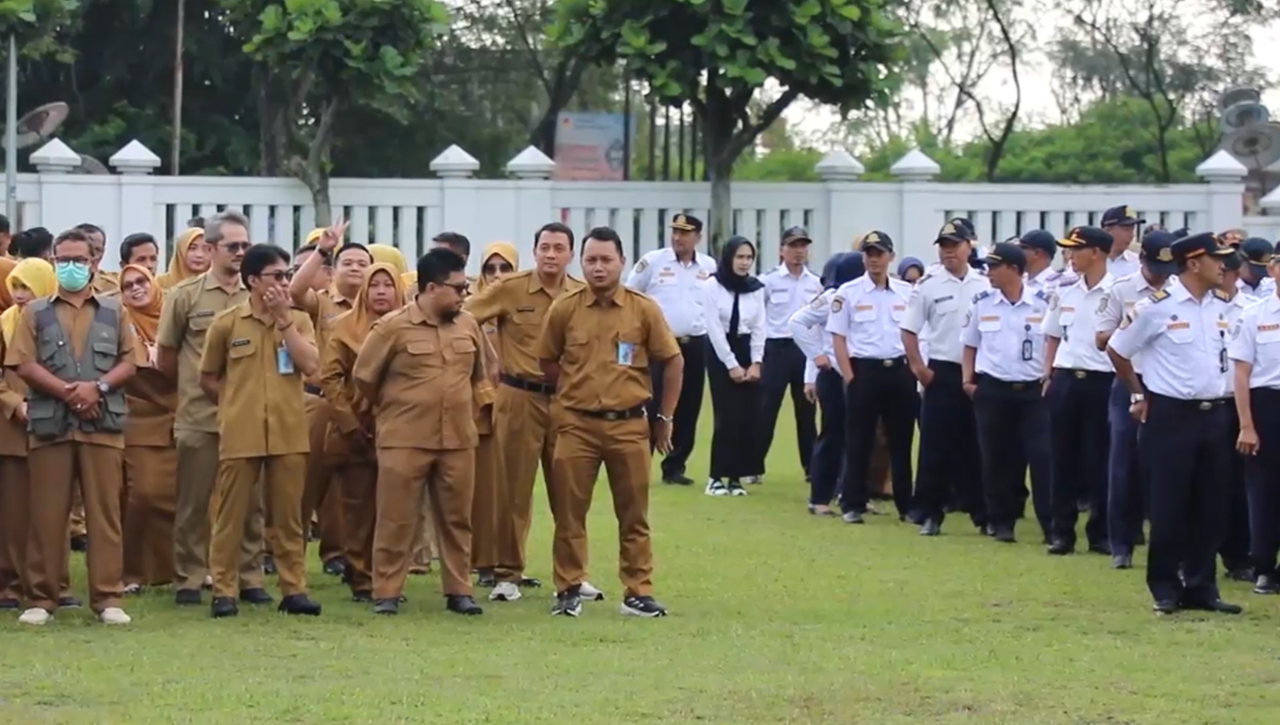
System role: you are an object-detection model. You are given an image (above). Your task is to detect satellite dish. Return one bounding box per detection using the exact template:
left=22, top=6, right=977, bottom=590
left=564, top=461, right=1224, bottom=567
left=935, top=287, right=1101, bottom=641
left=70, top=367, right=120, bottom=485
left=9, top=102, right=70, bottom=150
left=1220, top=123, right=1280, bottom=170
left=73, top=154, right=110, bottom=175
left=1221, top=87, right=1263, bottom=111
left=1221, top=87, right=1270, bottom=133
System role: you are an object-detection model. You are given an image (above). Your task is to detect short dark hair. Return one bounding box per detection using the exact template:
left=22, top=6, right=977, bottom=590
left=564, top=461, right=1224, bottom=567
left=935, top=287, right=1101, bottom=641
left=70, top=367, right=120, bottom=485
left=119, top=232, right=158, bottom=265
left=187, top=216, right=205, bottom=229
left=416, top=247, right=466, bottom=293
left=432, top=232, right=471, bottom=259
left=53, top=228, right=93, bottom=254
left=74, top=222, right=105, bottom=241
left=12, top=227, right=53, bottom=259
left=582, top=226, right=624, bottom=258
left=240, top=243, right=292, bottom=287
left=534, top=222, right=575, bottom=249
left=0, top=214, right=10, bottom=235
left=336, top=242, right=373, bottom=263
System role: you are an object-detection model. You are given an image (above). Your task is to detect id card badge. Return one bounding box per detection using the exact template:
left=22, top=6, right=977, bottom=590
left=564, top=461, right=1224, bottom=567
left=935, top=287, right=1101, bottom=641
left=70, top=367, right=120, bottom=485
left=277, top=343, right=296, bottom=375
left=1220, top=347, right=1228, bottom=374
left=617, top=341, right=635, bottom=366
left=1020, top=337, right=1034, bottom=362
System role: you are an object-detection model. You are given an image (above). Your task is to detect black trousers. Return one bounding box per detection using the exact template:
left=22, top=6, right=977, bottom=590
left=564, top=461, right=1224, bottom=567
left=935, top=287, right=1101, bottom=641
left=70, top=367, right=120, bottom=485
left=1107, top=378, right=1147, bottom=556
left=759, top=338, right=817, bottom=475
left=1246, top=388, right=1280, bottom=579
left=839, top=357, right=917, bottom=515
left=913, top=360, right=983, bottom=525
left=972, top=375, right=1051, bottom=535
left=1220, top=405, right=1252, bottom=572
left=1047, top=368, right=1114, bottom=546
left=705, top=335, right=764, bottom=480
left=810, top=367, right=847, bottom=505
left=648, top=335, right=706, bottom=478
left=1140, top=394, right=1230, bottom=604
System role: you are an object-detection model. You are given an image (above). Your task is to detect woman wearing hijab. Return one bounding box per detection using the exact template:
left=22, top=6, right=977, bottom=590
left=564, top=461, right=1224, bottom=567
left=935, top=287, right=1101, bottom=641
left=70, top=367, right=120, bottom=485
left=117, top=264, right=179, bottom=591
left=368, top=245, right=408, bottom=277
left=898, top=257, right=925, bottom=283
left=702, top=236, right=767, bottom=497
left=0, top=257, right=16, bottom=310
left=321, top=263, right=406, bottom=601
left=0, top=259, right=56, bottom=607
left=156, top=227, right=210, bottom=290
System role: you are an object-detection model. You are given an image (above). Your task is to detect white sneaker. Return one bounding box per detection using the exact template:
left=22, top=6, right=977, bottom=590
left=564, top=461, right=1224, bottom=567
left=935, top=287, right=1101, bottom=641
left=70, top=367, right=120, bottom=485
left=742, top=475, right=763, bottom=485
left=705, top=479, right=728, bottom=496
left=489, top=581, right=522, bottom=602
left=99, top=607, right=132, bottom=625
left=18, top=607, right=51, bottom=626
left=579, top=581, right=605, bottom=601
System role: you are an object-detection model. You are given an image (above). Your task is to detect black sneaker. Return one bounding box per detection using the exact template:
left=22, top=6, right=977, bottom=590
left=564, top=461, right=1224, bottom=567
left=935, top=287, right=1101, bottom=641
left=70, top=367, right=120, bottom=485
left=704, top=479, right=728, bottom=497
left=174, top=588, right=202, bottom=606
left=374, top=598, right=400, bottom=615
left=919, top=519, right=941, bottom=536
left=726, top=480, right=748, bottom=497
left=351, top=590, right=374, bottom=603
left=476, top=569, right=496, bottom=588
left=841, top=511, right=864, bottom=524
left=552, top=588, right=583, bottom=617
left=519, top=577, right=542, bottom=588
left=620, top=594, right=667, bottom=618
left=323, top=558, right=347, bottom=577
left=0, top=597, right=19, bottom=610
left=58, top=595, right=82, bottom=609
left=262, top=554, right=277, bottom=575
left=662, top=474, right=694, bottom=486
left=1254, top=575, right=1279, bottom=595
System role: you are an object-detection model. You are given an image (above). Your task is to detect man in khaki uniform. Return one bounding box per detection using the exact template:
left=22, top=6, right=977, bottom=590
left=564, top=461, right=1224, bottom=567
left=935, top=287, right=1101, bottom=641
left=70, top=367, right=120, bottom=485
left=538, top=227, right=682, bottom=618
left=5, top=228, right=145, bottom=626
left=156, top=210, right=267, bottom=606
left=200, top=243, right=322, bottom=618
left=354, top=248, right=488, bottom=616
left=288, top=223, right=371, bottom=576
left=465, top=221, right=607, bottom=602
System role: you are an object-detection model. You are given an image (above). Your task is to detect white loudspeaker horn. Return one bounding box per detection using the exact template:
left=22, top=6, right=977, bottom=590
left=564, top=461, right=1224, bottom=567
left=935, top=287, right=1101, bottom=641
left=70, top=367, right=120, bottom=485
left=1220, top=122, right=1280, bottom=170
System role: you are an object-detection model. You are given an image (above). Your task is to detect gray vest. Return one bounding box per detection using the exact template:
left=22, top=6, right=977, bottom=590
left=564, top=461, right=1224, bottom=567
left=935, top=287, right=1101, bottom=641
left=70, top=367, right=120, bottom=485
left=26, top=295, right=129, bottom=439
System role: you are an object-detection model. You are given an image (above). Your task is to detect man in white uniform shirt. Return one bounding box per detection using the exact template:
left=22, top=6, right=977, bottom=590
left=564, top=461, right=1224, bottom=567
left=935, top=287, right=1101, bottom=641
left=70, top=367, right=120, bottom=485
left=757, top=226, right=823, bottom=484
left=1042, top=226, right=1115, bottom=557
left=901, top=220, right=990, bottom=536
left=625, top=213, right=717, bottom=486
left=1107, top=232, right=1240, bottom=616
left=1216, top=251, right=1258, bottom=583
left=1093, top=230, right=1176, bottom=568
left=827, top=231, right=917, bottom=524
left=1236, top=237, right=1278, bottom=299
left=1100, top=205, right=1143, bottom=279
left=1020, top=230, right=1076, bottom=295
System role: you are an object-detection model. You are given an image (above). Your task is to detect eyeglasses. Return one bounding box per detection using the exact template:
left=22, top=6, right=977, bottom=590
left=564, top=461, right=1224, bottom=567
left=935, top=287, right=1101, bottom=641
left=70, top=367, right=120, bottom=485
left=53, top=256, right=90, bottom=265
left=439, top=281, right=469, bottom=295
left=483, top=262, right=514, bottom=275
left=259, top=270, right=292, bottom=283
left=222, top=242, right=251, bottom=253
left=120, top=279, right=151, bottom=292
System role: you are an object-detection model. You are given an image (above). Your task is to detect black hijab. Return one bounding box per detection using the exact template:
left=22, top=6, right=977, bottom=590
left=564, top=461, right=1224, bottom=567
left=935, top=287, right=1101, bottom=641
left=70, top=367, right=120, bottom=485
left=715, top=236, right=765, bottom=293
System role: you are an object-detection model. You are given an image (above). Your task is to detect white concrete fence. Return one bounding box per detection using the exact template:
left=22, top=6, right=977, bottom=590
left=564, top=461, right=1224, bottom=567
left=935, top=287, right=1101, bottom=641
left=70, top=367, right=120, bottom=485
left=12, top=136, right=1271, bottom=276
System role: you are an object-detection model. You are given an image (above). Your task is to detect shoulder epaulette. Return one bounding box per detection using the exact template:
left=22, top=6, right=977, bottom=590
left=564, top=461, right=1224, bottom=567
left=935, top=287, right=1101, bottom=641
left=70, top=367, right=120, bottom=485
left=1148, top=289, right=1171, bottom=303
left=1212, top=289, right=1231, bottom=302
left=1034, top=289, right=1049, bottom=301
left=973, top=290, right=992, bottom=303
left=918, top=272, right=933, bottom=284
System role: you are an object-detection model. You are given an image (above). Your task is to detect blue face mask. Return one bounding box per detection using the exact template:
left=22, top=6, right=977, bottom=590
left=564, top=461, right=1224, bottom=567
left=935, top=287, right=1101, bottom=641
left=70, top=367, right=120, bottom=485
left=56, top=261, right=92, bottom=292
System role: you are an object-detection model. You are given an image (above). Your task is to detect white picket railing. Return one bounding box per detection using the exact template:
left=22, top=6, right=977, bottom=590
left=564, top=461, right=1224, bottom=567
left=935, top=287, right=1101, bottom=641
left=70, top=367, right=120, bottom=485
left=16, top=137, right=1264, bottom=276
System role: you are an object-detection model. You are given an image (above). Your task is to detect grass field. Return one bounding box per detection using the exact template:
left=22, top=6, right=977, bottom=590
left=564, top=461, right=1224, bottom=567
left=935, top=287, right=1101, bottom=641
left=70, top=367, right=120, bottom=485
left=3, top=403, right=1280, bottom=725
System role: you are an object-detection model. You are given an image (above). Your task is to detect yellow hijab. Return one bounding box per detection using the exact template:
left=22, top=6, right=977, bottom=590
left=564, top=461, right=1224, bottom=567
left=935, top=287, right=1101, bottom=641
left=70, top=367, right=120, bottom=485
left=476, top=242, right=519, bottom=292
left=369, top=244, right=408, bottom=275
left=0, top=256, right=15, bottom=310
left=331, top=263, right=407, bottom=351
left=119, top=264, right=165, bottom=345
left=1, top=258, right=56, bottom=344
left=157, top=227, right=205, bottom=290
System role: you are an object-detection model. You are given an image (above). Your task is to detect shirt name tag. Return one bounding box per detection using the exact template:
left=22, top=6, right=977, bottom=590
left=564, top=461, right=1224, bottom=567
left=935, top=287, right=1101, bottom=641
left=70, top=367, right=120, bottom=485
left=1167, top=321, right=1190, bottom=330
left=936, top=295, right=954, bottom=304
left=516, top=305, right=535, bottom=312
left=855, top=304, right=874, bottom=311
left=1260, top=323, right=1280, bottom=332
left=191, top=310, right=215, bottom=318
left=231, top=338, right=251, bottom=347
left=980, top=315, right=999, bottom=322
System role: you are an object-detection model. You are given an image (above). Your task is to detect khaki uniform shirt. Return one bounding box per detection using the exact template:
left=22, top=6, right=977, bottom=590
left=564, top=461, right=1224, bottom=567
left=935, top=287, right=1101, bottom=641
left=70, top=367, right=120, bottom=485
left=3, top=292, right=144, bottom=450
left=463, top=270, right=584, bottom=381
left=538, top=286, right=680, bottom=411
left=92, top=271, right=119, bottom=295
left=0, top=334, right=28, bottom=457
left=155, top=272, right=249, bottom=433
left=124, top=364, right=177, bottom=448
left=352, top=304, right=487, bottom=451
left=296, top=288, right=354, bottom=387
left=199, top=303, right=315, bottom=459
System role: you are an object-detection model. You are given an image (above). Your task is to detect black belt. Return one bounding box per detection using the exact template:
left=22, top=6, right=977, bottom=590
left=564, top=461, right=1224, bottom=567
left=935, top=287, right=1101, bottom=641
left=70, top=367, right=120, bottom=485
left=853, top=356, right=907, bottom=368
left=977, top=375, right=1042, bottom=391
left=1148, top=393, right=1227, bottom=412
left=1055, top=368, right=1114, bottom=380
left=675, top=334, right=707, bottom=345
left=569, top=405, right=647, bottom=421
left=500, top=374, right=555, bottom=395
left=304, top=384, right=324, bottom=397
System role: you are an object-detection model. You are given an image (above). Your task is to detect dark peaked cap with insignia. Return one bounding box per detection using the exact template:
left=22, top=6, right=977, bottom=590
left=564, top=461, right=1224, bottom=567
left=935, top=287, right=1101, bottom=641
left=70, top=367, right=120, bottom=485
left=670, top=213, right=703, bottom=233
left=1170, top=232, right=1235, bottom=265
left=859, top=230, right=894, bottom=253
left=1100, top=205, right=1145, bottom=227
left=935, top=220, right=971, bottom=244
left=1139, top=230, right=1177, bottom=276
left=1057, top=225, right=1114, bottom=253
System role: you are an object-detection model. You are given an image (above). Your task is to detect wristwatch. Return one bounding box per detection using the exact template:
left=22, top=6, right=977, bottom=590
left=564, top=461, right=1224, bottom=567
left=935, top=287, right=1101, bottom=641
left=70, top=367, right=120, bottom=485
left=96, top=380, right=111, bottom=395
left=1129, top=393, right=1145, bottom=404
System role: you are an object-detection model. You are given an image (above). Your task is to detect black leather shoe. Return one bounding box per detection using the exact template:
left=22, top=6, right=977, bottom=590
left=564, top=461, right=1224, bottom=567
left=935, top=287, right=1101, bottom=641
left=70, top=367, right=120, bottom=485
left=262, top=554, right=277, bottom=575
left=919, top=519, right=941, bottom=536
left=1112, top=553, right=1133, bottom=570
left=1047, top=538, right=1075, bottom=556
left=58, top=595, right=82, bottom=609
left=993, top=526, right=1016, bottom=543
left=1087, top=541, right=1112, bottom=556
left=1227, top=567, right=1255, bottom=582
left=239, top=588, right=274, bottom=605
left=373, top=598, right=399, bottom=615
left=1181, top=598, right=1243, bottom=615
left=174, top=588, right=202, bottom=606
left=278, top=594, right=322, bottom=616
left=662, top=474, right=694, bottom=486
left=69, top=535, right=87, bottom=553
left=0, top=597, right=19, bottom=610
left=351, top=590, right=374, bottom=603
left=446, top=595, right=483, bottom=615
left=1152, top=599, right=1178, bottom=615
left=322, top=558, right=347, bottom=577
left=211, top=596, right=238, bottom=618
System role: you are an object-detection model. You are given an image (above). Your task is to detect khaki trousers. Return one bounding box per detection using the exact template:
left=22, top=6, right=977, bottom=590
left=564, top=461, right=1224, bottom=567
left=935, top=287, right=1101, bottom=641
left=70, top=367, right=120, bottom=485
left=26, top=442, right=125, bottom=613
left=336, top=451, right=377, bottom=594
left=550, top=411, right=653, bottom=597
left=373, top=447, right=474, bottom=600
left=123, top=445, right=177, bottom=587
left=172, top=429, right=265, bottom=591
left=0, top=455, right=28, bottom=601
left=210, top=454, right=308, bottom=599
left=493, top=386, right=558, bottom=582
left=470, top=432, right=498, bottom=571
left=303, top=393, right=343, bottom=563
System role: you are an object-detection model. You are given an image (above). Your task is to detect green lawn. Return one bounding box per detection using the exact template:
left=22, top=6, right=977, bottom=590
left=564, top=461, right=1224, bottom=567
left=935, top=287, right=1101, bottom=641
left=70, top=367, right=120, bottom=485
left=3, top=402, right=1280, bottom=725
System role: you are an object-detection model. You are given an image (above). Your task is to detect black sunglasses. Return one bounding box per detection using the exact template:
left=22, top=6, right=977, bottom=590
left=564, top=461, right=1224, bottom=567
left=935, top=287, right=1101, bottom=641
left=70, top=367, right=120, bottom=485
left=483, top=262, right=513, bottom=275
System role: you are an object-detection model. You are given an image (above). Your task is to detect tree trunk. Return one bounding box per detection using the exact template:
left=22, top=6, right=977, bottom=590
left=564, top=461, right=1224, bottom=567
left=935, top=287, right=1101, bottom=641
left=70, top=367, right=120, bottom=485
left=708, top=158, right=732, bottom=257
left=170, top=0, right=185, bottom=175
left=701, top=84, right=736, bottom=256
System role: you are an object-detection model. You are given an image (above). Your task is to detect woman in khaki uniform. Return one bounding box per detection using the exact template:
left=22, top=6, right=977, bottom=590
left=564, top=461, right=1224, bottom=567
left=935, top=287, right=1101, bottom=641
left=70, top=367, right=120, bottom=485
left=117, top=265, right=178, bottom=591
left=321, top=263, right=405, bottom=601
left=0, top=259, right=57, bottom=608
left=157, top=228, right=210, bottom=291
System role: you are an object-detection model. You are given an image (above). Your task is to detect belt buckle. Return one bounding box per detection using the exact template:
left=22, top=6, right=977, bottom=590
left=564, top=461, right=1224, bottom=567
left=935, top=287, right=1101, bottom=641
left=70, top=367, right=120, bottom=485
left=1198, top=401, right=1212, bottom=411
left=882, top=359, right=893, bottom=368
left=1074, top=370, right=1086, bottom=379
left=603, top=411, right=619, bottom=421
left=1012, top=383, right=1026, bottom=391
left=677, top=336, right=690, bottom=345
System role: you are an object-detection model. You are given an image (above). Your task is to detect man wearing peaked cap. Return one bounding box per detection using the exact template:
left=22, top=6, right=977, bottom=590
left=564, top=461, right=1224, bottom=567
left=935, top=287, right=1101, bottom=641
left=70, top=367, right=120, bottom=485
left=1100, top=205, right=1144, bottom=279
left=1237, top=237, right=1276, bottom=297
left=670, top=213, right=703, bottom=234
left=859, top=230, right=894, bottom=254
left=1107, top=228, right=1242, bottom=615
left=1214, top=247, right=1258, bottom=585
left=1019, top=230, right=1074, bottom=296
